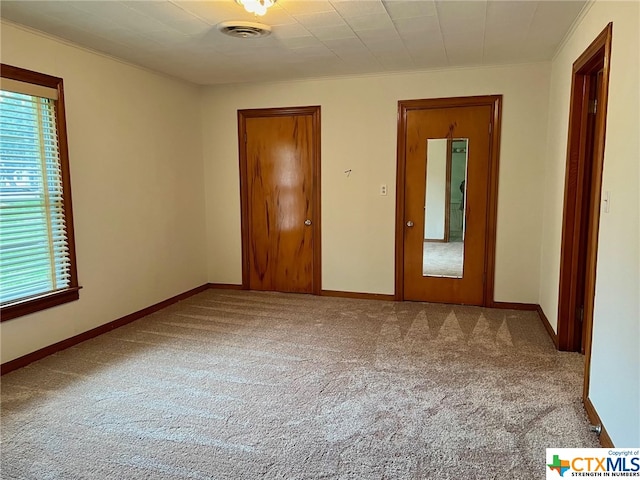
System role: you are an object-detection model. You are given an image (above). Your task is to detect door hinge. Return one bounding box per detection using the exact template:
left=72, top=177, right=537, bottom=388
left=589, top=99, right=597, bottom=114
left=577, top=305, right=584, bottom=323
left=489, top=122, right=492, bottom=134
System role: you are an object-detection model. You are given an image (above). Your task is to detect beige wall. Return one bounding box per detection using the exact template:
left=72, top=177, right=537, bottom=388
left=0, top=23, right=208, bottom=363
left=201, top=63, right=551, bottom=301
left=539, top=1, right=639, bottom=446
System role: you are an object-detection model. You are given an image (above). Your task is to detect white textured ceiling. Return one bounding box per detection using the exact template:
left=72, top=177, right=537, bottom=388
left=0, top=0, right=588, bottom=85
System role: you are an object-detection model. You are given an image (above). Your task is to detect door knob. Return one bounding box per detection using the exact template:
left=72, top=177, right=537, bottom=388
left=304, top=219, right=312, bottom=226
left=406, top=220, right=414, bottom=227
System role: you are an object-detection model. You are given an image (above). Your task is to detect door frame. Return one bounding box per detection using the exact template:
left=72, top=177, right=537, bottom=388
left=237, top=105, right=322, bottom=295
left=555, top=24, right=612, bottom=399
left=394, top=95, right=503, bottom=305
left=556, top=24, right=612, bottom=354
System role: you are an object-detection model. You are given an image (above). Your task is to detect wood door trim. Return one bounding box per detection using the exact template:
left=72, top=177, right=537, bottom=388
left=395, top=95, right=502, bottom=305
left=556, top=23, right=612, bottom=371
left=238, top=106, right=322, bottom=295
left=555, top=24, right=612, bottom=414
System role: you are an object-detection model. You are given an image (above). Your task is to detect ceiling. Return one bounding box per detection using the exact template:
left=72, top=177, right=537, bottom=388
left=0, top=0, right=588, bottom=86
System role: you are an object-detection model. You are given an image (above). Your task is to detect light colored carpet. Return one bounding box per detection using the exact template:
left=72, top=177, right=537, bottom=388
left=1, top=290, right=599, bottom=479
left=423, top=241, right=464, bottom=277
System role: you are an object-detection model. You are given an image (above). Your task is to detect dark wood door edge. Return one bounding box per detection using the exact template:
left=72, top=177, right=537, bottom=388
left=238, top=106, right=322, bottom=295
left=395, top=95, right=502, bottom=305
left=1, top=284, right=210, bottom=375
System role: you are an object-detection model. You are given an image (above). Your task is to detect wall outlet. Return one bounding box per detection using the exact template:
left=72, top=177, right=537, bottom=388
left=380, top=184, right=387, bottom=196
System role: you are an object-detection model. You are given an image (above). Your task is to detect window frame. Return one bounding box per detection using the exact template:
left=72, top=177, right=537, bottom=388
left=1, top=64, right=80, bottom=321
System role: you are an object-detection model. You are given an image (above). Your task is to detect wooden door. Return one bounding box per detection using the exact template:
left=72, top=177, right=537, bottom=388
left=575, top=68, right=603, bottom=353
left=396, top=96, right=502, bottom=306
left=239, top=107, right=321, bottom=294
left=557, top=23, right=612, bottom=356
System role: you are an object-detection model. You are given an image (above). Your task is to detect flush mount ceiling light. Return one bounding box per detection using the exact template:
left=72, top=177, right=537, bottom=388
left=236, top=0, right=276, bottom=16
left=218, top=21, right=272, bottom=38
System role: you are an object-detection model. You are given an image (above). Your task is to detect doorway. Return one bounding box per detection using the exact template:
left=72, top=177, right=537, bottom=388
left=395, top=96, right=502, bottom=305
left=556, top=24, right=612, bottom=397
left=238, top=106, right=321, bottom=294
left=557, top=23, right=612, bottom=355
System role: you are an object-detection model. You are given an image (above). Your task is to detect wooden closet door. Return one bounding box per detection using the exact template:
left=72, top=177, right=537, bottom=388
left=241, top=109, right=319, bottom=293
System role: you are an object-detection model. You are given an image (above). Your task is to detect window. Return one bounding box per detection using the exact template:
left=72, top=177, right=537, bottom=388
left=0, top=64, right=79, bottom=321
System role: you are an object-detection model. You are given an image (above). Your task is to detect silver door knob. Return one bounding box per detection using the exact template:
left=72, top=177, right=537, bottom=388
left=406, top=221, right=414, bottom=227
left=304, top=219, right=312, bottom=226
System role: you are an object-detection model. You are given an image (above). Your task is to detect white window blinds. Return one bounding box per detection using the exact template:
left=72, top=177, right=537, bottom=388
left=0, top=85, right=72, bottom=305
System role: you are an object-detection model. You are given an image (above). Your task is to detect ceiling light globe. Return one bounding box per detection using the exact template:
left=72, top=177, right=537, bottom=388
left=236, top=0, right=275, bottom=17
